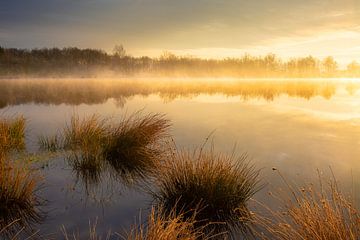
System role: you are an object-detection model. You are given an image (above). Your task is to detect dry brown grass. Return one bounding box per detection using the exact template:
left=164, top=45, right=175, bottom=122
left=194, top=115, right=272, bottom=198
left=39, top=113, right=171, bottom=189
left=253, top=172, right=360, bottom=240
left=103, top=113, right=170, bottom=181
left=0, top=115, right=25, bottom=153
left=154, top=144, right=261, bottom=236
left=125, top=206, right=208, bottom=240
left=0, top=156, right=42, bottom=238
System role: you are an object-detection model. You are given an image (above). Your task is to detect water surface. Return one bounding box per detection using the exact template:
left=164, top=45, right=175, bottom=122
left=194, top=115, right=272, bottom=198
left=2, top=78, right=360, bottom=238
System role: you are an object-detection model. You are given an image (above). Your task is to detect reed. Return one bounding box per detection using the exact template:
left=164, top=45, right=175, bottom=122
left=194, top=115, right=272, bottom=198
left=103, top=113, right=170, bottom=181
left=253, top=172, right=360, bottom=240
left=125, top=206, right=208, bottom=240
left=0, top=116, right=25, bottom=153
left=38, top=134, right=62, bottom=152
left=62, top=220, right=111, bottom=240
left=42, top=113, right=171, bottom=187
left=63, top=114, right=108, bottom=153
left=154, top=145, right=261, bottom=236
left=0, top=157, right=42, bottom=238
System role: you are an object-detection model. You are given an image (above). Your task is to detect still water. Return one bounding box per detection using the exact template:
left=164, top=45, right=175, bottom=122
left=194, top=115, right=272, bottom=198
left=1, top=78, right=360, bottom=238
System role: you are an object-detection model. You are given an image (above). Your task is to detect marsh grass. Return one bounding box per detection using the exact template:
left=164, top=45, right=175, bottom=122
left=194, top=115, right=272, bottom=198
left=125, top=206, right=210, bottom=240
left=0, top=155, right=42, bottom=238
left=253, top=171, right=360, bottom=240
left=62, top=220, right=112, bottom=240
left=0, top=115, right=25, bottom=153
left=38, top=134, right=62, bottom=152
left=154, top=144, right=261, bottom=236
left=39, top=113, right=171, bottom=189
left=63, top=114, right=109, bottom=153
left=103, top=113, right=170, bottom=182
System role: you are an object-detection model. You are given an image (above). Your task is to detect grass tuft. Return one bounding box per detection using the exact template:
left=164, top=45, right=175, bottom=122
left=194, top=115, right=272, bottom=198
left=103, top=113, right=170, bottom=181
left=39, top=113, right=171, bottom=188
left=0, top=155, right=42, bottom=238
left=154, top=145, right=261, bottom=236
left=253, top=172, right=360, bottom=240
left=0, top=115, right=25, bottom=153
left=125, top=206, right=209, bottom=240
left=38, top=134, right=62, bottom=152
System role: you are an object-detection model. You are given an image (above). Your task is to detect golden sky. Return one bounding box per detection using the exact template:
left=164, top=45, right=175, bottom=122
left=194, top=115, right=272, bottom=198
left=1, top=0, right=359, bottom=65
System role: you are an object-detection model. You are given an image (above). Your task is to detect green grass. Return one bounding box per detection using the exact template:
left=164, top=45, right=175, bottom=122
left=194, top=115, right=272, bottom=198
left=0, top=116, right=25, bottom=153
left=154, top=145, right=261, bottom=236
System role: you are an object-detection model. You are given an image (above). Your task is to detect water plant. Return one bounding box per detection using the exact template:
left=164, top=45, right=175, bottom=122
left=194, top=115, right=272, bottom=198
left=154, top=145, right=261, bottom=236
left=125, top=206, right=208, bottom=240
left=38, top=134, right=62, bottom=152
left=40, top=113, right=171, bottom=189
left=253, top=171, right=360, bottom=240
left=0, top=155, right=42, bottom=238
left=0, top=115, right=25, bottom=153
left=103, top=113, right=170, bottom=182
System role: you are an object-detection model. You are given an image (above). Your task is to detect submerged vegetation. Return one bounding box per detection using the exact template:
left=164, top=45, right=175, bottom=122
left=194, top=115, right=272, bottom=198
left=154, top=145, right=261, bottom=236
left=1, top=46, right=360, bottom=78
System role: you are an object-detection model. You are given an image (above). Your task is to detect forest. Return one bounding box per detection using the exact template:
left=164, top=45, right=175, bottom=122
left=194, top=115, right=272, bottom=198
left=1, top=45, right=360, bottom=78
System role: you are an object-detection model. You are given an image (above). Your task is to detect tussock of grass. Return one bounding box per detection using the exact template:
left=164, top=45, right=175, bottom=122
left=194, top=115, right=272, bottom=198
left=0, top=116, right=25, bottom=153
left=39, top=113, right=171, bottom=187
left=126, top=206, right=208, bottom=240
left=103, top=113, right=170, bottom=180
left=0, top=156, right=42, bottom=237
left=253, top=172, right=360, bottom=240
left=154, top=145, right=261, bottom=236
left=63, top=114, right=108, bottom=153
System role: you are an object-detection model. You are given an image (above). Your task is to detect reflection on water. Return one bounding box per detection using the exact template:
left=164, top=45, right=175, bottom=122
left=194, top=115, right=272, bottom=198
left=1, top=78, right=360, bottom=238
left=1, top=78, right=359, bottom=109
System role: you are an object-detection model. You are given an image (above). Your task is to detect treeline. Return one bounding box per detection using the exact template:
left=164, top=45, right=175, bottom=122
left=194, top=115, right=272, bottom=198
left=1, top=46, right=360, bottom=77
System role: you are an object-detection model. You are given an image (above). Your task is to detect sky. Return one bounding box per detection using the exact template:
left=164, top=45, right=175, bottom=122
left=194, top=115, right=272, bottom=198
left=0, top=0, right=359, bottom=65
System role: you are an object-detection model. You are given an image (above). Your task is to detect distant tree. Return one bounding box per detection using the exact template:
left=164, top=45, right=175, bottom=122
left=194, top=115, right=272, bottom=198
left=113, top=44, right=126, bottom=58
left=347, top=61, right=360, bottom=77
left=322, top=56, right=337, bottom=76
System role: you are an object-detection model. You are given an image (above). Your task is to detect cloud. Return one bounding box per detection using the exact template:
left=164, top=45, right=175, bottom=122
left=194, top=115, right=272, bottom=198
left=0, top=0, right=359, bottom=62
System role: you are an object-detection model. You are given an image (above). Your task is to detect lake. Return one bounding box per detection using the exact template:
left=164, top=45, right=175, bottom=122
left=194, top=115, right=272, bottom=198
left=1, top=78, right=360, bottom=239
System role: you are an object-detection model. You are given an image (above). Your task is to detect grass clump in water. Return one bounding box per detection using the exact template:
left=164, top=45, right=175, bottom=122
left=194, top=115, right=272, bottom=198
left=39, top=113, right=171, bottom=187
left=0, top=154, right=42, bottom=238
left=126, top=206, right=208, bottom=240
left=63, top=114, right=108, bottom=154
left=254, top=171, right=360, bottom=240
left=38, top=134, right=62, bottom=152
left=103, top=113, right=170, bottom=181
left=0, top=115, right=25, bottom=153
left=154, top=145, right=261, bottom=236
